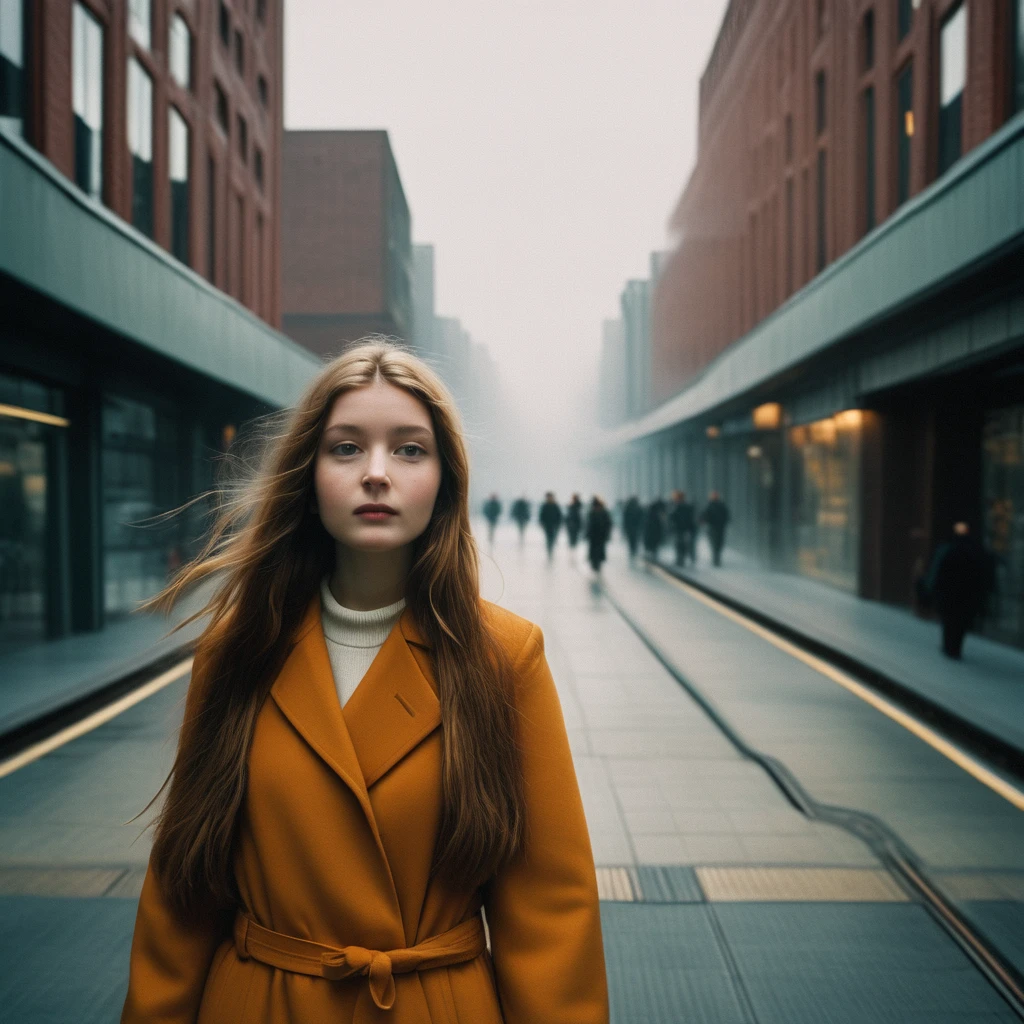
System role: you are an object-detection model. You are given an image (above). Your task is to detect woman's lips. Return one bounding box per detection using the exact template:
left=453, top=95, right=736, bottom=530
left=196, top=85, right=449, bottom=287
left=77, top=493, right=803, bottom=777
left=355, top=510, right=396, bottom=521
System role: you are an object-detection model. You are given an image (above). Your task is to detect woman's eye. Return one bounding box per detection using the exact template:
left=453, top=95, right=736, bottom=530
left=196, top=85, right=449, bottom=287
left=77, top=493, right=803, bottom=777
left=334, top=443, right=358, bottom=456
left=399, top=444, right=425, bottom=457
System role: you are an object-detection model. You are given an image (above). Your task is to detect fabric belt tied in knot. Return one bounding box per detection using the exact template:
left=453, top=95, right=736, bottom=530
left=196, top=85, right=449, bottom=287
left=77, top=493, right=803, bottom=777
left=234, top=911, right=486, bottom=1012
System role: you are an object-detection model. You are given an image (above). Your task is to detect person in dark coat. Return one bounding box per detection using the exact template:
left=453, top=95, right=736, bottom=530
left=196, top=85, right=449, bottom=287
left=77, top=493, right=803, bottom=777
left=482, top=493, right=502, bottom=546
left=585, top=496, right=613, bottom=573
left=538, top=492, right=564, bottom=560
left=668, top=490, right=696, bottom=567
left=642, top=498, right=666, bottom=561
left=565, top=494, right=584, bottom=552
left=700, top=491, right=731, bottom=567
left=510, top=494, right=531, bottom=544
left=926, top=521, right=997, bottom=660
left=622, top=496, right=643, bottom=560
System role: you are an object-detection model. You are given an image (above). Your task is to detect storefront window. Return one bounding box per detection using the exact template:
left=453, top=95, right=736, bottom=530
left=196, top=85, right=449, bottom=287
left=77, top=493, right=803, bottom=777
left=788, top=411, right=862, bottom=592
left=101, top=395, right=180, bottom=619
left=983, top=405, right=1024, bottom=647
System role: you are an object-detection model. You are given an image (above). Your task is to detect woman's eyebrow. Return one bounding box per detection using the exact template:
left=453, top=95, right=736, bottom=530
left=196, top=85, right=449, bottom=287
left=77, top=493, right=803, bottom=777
left=324, top=423, right=434, bottom=439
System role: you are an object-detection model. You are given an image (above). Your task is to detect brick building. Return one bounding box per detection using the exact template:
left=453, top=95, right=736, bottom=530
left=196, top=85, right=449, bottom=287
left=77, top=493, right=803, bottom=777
left=599, top=1, right=1024, bottom=648
left=281, top=130, right=413, bottom=357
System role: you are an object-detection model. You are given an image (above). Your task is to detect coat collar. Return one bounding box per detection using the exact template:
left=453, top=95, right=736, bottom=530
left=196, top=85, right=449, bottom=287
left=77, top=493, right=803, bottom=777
left=269, top=595, right=441, bottom=819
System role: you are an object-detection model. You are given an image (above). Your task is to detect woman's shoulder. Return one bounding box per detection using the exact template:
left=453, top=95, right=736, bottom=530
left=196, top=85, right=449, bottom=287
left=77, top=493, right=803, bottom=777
left=478, top=598, right=541, bottom=661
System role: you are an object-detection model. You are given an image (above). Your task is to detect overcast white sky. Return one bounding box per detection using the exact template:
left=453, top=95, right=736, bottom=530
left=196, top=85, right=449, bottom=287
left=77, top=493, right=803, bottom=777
left=284, top=2, right=729, bottom=490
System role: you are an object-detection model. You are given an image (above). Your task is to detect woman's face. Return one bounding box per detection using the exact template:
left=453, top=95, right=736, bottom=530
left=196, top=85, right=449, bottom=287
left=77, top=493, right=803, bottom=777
left=313, top=380, right=443, bottom=554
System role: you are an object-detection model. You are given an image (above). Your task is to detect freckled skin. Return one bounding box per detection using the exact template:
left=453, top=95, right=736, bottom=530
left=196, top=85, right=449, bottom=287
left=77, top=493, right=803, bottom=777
left=313, top=381, right=443, bottom=608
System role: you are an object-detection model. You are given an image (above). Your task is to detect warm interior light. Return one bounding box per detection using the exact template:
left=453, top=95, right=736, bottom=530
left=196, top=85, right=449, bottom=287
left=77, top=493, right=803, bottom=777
left=706, top=425, right=721, bottom=439
left=747, top=445, right=763, bottom=459
left=752, top=402, right=782, bottom=430
left=836, top=409, right=864, bottom=430
left=0, top=403, right=70, bottom=428
left=905, top=110, right=915, bottom=137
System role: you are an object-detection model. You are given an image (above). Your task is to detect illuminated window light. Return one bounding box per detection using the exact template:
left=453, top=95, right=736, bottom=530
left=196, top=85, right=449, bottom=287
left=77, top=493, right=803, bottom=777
left=706, top=425, right=721, bottom=439
left=0, top=403, right=70, bottom=428
left=836, top=409, right=864, bottom=430
left=905, top=110, right=915, bottom=137
left=752, top=402, right=782, bottom=430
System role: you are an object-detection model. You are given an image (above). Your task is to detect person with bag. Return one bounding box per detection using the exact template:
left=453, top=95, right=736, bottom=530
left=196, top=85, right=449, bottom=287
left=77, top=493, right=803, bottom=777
left=120, top=340, right=608, bottom=1024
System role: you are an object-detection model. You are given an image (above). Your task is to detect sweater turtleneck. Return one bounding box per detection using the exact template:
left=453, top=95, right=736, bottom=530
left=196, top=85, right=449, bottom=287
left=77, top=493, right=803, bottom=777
left=320, top=576, right=406, bottom=709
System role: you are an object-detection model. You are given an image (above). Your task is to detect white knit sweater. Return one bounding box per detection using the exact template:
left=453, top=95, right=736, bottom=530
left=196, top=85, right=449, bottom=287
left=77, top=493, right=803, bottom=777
left=319, top=577, right=407, bottom=709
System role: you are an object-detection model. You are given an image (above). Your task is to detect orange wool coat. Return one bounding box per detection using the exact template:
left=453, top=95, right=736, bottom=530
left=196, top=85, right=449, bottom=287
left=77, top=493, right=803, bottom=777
left=121, top=596, right=609, bottom=1023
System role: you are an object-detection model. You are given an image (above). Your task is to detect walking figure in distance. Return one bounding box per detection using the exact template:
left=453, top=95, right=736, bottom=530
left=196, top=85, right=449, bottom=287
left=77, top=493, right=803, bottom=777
left=482, top=492, right=502, bottom=547
left=120, top=340, right=609, bottom=1023
left=510, top=494, right=531, bottom=545
left=565, top=493, right=584, bottom=556
left=642, top=497, right=666, bottom=563
left=538, top=492, right=564, bottom=560
left=925, top=520, right=997, bottom=660
left=669, top=490, right=696, bottom=567
left=585, top=496, right=613, bottom=575
left=700, top=491, right=731, bottom=567
left=622, top=495, right=643, bottom=561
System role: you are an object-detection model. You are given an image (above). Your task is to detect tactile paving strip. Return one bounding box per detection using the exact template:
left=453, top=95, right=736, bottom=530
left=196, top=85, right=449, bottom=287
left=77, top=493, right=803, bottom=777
left=695, top=867, right=910, bottom=902
left=596, top=866, right=638, bottom=901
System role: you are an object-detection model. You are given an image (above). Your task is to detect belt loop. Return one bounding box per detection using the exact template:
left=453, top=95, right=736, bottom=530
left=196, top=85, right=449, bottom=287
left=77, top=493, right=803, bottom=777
left=234, top=914, right=251, bottom=960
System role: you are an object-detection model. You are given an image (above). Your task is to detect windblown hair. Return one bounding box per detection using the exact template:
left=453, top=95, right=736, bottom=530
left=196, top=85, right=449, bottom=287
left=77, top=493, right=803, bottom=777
left=141, top=338, right=525, bottom=918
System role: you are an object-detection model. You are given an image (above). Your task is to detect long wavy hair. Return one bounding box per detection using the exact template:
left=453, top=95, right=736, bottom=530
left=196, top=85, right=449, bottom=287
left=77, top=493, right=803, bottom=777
left=141, top=338, right=526, bottom=919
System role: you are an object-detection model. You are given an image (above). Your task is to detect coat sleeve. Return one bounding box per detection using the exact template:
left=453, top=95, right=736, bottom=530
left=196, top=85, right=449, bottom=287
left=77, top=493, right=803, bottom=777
left=483, top=625, right=610, bottom=1024
left=121, top=649, right=233, bottom=1023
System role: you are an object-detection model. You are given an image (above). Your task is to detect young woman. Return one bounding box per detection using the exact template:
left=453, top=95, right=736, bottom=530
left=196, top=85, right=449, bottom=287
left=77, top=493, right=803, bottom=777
left=120, top=340, right=608, bottom=1024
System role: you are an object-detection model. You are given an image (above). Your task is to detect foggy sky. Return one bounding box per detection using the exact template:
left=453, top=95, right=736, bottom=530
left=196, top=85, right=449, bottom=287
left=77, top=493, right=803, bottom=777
left=284, top=1, right=729, bottom=494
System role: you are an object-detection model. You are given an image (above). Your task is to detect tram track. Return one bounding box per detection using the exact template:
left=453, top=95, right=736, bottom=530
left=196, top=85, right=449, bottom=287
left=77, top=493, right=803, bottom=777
left=597, top=566, right=1024, bottom=1021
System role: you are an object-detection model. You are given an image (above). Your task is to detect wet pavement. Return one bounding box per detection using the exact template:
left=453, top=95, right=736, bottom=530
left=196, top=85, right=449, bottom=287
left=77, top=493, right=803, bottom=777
left=0, top=523, right=1021, bottom=1022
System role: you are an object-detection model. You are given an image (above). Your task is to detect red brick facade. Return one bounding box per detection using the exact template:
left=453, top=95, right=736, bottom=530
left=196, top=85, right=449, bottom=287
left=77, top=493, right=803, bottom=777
left=281, top=130, right=413, bottom=358
left=24, top=0, right=281, bottom=326
left=652, top=0, right=1018, bottom=406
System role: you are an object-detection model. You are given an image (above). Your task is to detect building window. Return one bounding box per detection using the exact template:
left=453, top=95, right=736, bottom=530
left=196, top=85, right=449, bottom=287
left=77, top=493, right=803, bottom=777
left=785, top=176, right=794, bottom=295
left=257, top=73, right=268, bottom=108
left=214, top=80, right=229, bottom=132
left=0, top=0, right=27, bottom=136
left=938, top=3, right=966, bottom=175
left=234, top=29, right=244, bottom=75
left=235, top=193, right=245, bottom=301
left=254, top=147, right=264, bottom=189
left=257, top=0, right=267, bottom=23
left=72, top=3, right=103, bottom=201
left=863, top=87, right=876, bottom=233
left=815, top=70, right=827, bottom=135
left=128, top=0, right=150, bottom=50
left=207, top=155, right=216, bottom=283
left=816, top=0, right=827, bottom=39
left=236, top=113, right=247, bottom=162
left=255, top=211, right=264, bottom=316
left=862, top=9, right=875, bottom=70
left=219, top=1, right=230, bottom=47
left=896, top=61, right=914, bottom=206
left=169, top=14, right=191, bottom=90
left=785, top=114, right=793, bottom=163
left=169, top=107, right=190, bottom=264
left=816, top=149, right=827, bottom=272
left=1017, top=0, right=1024, bottom=112
left=897, top=0, right=913, bottom=41
left=127, top=57, right=153, bottom=236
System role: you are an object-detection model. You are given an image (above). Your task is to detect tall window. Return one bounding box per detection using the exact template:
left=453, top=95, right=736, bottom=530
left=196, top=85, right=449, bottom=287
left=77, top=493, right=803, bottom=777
left=785, top=114, right=793, bottom=163
left=169, top=107, right=189, bottom=264
left=233, top=29, right=244, bottom=74
left=816, top=149, right=827, bottom=271
left=236, top=113, right=247, bottom=162
left=255, top=211, right=264, bottom=316
left=815, top=70, right=827, bottom=135
left=169, top=14, right=191, bottom=90
left=235, top=193, right=245, bottom=301
left=862, top=9, right=875, bottom=70
left=214, top=80, right=228, bottom=132
left=127, top=57, right=153, bottom=236
left=219, top=2, right=230, bottom=46
left=785, top=177, right=794, bottom=295
left=207, top=155, right=216, bottom=283
left=0, top=0, right=26, bottom=136
left=73, top=4, right=103, bottom=201
left=897, top=0, right=913, bottom=41
left=1017, top=0, right=1024, bottom=112
left=863, top=87, right=876, bottom=233
left=128, top=0, right=150, bottom=50
left=896, top=62, right=914, bottom=206
left=938, top=4, right=966, bottom=175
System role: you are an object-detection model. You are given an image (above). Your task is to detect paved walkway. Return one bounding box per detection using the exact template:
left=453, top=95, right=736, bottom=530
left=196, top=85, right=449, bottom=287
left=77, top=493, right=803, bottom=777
left=652, top=540, right=1024, bottom=755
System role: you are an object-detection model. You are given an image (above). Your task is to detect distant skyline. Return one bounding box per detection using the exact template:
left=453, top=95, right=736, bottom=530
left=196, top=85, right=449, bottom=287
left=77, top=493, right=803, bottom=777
left=284, top=2, right=729, bottom=492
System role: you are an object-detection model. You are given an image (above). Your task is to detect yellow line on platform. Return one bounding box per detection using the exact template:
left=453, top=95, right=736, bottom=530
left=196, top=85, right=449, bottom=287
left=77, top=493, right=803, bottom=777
left=0, top=658, right=193, bottom=779
left=650, top=565, right=1024, bottom=813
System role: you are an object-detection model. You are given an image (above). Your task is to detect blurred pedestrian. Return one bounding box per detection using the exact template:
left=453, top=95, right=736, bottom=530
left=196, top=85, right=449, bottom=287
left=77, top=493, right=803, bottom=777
left=642, top=497, right=666, bottom=561
left=482, top=492, right=502, bottom=546
left=925, top=521, right=997, bottom=660
left=510, top=494, right=531, bottom=544
left=538, top=492, right=564, bottom=560
left=565, top=494, right=584, bottom=552
left=622, top=496, right=643, bottom=560
left=585, top=496, right=613, bottom=573
left=700, top=491, right=731, bottom=567
left=668, top=490, right=696, bottom=567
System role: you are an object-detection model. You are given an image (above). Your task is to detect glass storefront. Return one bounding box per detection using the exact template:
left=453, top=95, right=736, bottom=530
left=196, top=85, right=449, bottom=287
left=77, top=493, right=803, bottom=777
left=788, top=411, right=862, bottom=592
left=982, top=405, right=1024, bottom=647
left=102, top=394, right=181, bottom=619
